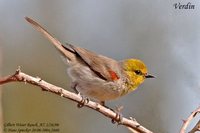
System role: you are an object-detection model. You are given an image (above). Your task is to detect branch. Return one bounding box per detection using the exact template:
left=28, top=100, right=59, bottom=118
left=0, top=68, right=153, bottom=133
left=189, top=120, right=200, bottom=133
left=180, top=106, right=200, bottom=133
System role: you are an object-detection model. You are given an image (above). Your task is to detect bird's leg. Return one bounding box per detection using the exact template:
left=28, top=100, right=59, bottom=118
left=100, top=101, right=111, bottom=109
left=71, top=82, right=79, bottom=94
left=111, top=105, right=124, bottom=124
left=100, top=101, right=123, bottom=124
left=100, top=101, right=105, bottom=106
left=71, top=83, right=90, bottom=108
left=99, top=101, right=115, bottom=112
left=100, top=101, right=115, bottom=112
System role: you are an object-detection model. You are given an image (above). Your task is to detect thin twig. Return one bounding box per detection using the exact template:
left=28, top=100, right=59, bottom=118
left=189, top=120, right=200, bottom=133
left=0, top=68, right=153, bottom=133
left=180, top=106, right=200, bottom=133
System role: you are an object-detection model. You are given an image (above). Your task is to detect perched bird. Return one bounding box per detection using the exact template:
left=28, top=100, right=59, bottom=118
left=25, top=17, right=154, bottom=105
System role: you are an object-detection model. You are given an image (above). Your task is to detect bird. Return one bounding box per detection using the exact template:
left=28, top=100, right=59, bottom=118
left=25, top=17, right=154, bottom=105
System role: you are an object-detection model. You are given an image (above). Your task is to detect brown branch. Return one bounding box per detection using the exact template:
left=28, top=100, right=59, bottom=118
left=0, top=68, right=153, bottom=133
left=189, top=120, right=200, bottom=133
left=180, top=106, right=200, bottom=133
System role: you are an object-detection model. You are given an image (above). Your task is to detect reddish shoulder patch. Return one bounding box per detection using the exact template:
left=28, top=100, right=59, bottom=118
left=108, top=70, right=119, bottom=81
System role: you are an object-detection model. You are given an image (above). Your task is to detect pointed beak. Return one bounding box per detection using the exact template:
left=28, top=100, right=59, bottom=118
left=145, top=74, right=155, bottom=78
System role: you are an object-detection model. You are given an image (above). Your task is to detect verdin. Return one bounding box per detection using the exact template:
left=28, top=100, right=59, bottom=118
left=25, top=17, right=154, bottom=105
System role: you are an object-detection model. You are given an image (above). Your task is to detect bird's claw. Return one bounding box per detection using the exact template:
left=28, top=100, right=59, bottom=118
left=71, top=83, right=90, bottom=107
left=77, top=94, right=90, bottom=108
left=111, top=105, right=124, bottom=124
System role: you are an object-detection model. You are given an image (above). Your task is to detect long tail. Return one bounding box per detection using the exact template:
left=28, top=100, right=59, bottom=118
left=25, top=17, right=76, bottom=62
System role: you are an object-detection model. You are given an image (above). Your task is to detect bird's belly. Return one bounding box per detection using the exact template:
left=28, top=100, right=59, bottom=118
left=67, top=65, right=124, bottom=101
left=76, top=81, right=122, bottom=101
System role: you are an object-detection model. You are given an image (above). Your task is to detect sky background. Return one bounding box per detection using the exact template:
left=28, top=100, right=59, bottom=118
left=1, top=0, right=200, bottom=133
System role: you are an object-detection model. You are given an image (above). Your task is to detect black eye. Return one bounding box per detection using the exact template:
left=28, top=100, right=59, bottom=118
left=134, top=70, right=142, bottom=75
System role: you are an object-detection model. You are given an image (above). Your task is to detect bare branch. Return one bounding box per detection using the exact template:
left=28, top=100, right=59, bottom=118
left=180, top=106, right=200, bottom=133
left=189, top=120, right=200, bottom=133
left=0, top=68, right=153, bottom=133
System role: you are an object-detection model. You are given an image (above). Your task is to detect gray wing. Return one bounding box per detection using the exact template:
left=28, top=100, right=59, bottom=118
left=62, top=44, right=120, bottom=81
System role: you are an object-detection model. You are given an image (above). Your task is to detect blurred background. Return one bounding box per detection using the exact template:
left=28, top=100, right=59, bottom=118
left=0, top=0, right=200, bottom=133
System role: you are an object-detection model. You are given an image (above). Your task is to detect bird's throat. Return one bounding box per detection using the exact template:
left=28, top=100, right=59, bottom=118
left=125, top=71, right=144, bottom=91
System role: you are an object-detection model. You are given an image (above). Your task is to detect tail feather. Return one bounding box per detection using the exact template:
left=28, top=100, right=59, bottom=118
left=62, top=43, right=75, bottom=53
left=25, top=17, right=76, bottom=62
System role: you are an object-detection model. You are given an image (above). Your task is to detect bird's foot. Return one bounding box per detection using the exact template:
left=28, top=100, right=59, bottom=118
left=111, top=105, right=124, bottom=124
left=71, top=82, right=90, bottom=107
left=98, top=102, right=124, bottom=124
left=77, top=93, right=90, bottom=108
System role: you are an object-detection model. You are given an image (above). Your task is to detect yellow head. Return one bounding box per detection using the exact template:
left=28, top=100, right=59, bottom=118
left=123, top=59, right=154, bottom=91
